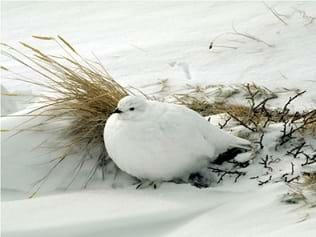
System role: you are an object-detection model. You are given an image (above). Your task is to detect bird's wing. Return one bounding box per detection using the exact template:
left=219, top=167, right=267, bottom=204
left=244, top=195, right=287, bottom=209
left=153, top=102, right=250, bottom=156
left=152, top=102, right=216, bottom=158
left=193, top=110, right=251, bottom=153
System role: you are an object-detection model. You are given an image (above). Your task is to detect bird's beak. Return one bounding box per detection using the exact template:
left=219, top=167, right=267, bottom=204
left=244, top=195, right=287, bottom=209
left=112, top=108, right=122, bottom=114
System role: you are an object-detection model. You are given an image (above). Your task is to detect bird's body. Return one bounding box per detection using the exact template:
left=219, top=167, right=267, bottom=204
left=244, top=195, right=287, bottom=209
left=104, top=96, right=250, bottom=181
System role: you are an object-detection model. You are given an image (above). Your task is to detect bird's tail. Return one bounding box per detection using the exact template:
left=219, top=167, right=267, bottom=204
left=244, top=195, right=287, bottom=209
left=213, top=137, right=252, bottom=164
left=213, top=147, right=246, bottom=165
left=232, top=136, right=252, bottom=150
left=232, top=137, right=252, bottom=151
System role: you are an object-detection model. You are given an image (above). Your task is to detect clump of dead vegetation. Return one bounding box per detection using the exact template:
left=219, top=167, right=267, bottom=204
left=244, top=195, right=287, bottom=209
left=176, top=96, right=249, bottom=117
left=178, top=83, right=316, bottom=189
left=302, top=171, right=316, bottom=192
left=281, top=171, right=316, bottom=207
left=178, top=83, right=316, bottom=138
left=1, top=36, right=128, bottom=194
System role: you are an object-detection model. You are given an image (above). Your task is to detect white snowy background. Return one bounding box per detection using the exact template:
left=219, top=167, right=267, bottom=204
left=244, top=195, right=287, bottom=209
left=1, top=1, right=316, bottom=237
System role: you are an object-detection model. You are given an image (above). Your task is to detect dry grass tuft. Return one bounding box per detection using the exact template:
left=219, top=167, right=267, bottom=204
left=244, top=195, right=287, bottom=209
left=175, top=95, right=249, bottom=117
left=1, top=36, right=128, bottom=194
left=302, top=172, right=316, bottom=192
left=177, top=85, right=316, bottom=136
left=283, top=172, right=316, bottom=207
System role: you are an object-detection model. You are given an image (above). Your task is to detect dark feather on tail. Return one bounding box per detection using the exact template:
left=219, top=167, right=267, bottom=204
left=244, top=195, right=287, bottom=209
left=213, top=147, right=247, bottom=165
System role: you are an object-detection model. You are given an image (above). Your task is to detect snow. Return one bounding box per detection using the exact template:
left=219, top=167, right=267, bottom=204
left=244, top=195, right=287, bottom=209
left=1, top=86, right=34, bottom=115
left=1, top=1, right=316, bottom=237
left=2, top=2, right=316, bottom=104
left=1, top=85, right=17, bottom=116
left=2, top=184, right=316, bottom=237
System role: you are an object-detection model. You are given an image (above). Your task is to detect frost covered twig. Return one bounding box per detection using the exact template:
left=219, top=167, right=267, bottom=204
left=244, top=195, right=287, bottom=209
left=287, top=142, right=306, bottom=158
left=218, top=116, right=231, bottom=129
left=279, top=91, right=306, bottom=122
left=208, top=167, right=246, bottom=184
left=279, top=109, right=316, bottom=145
left=258, top=175, right=272, bottom=186
left=301, top=153, right=316, bottom=166
left=254, top=132, right=265, bottom=149
left=227, top=112, right=257, bottom=132
left=259, top=155, right=273, bottom=172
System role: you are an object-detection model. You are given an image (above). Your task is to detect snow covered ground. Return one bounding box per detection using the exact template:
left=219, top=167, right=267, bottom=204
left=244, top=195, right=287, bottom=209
left=1, top=1, right=316, bottom=237
left=2, top=184, right=315, bottom=237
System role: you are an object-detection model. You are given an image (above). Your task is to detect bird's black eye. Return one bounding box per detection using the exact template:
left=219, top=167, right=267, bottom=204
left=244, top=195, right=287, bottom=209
left=129, top=107, right=135, bottom=111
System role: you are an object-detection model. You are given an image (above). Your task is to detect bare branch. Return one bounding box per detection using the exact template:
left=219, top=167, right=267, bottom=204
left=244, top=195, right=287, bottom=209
left=208, top=167, right=246, bottom=184
left=263, top=2, right=288, bottom=26
left=258, top=175, right=272, bottom=186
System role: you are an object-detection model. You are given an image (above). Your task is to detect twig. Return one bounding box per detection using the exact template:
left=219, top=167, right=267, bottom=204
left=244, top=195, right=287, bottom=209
left=301, top=152, right=316, bottom=166
left=258, top=175, right=272, bottom=186
left=228, top=112, right=257, bottom=132
left=290, top=162, right=295, bottom=175
left=285, top=175, right=300, bottom=183
left=279, top=91, right=306, bottom=122
left=280, top=111, right=316, bottom=145
left=263, top=2, right=288, bottom=25
left=281, top=173, right=289, bottom=180
left=208, top=167, right=246, bottom=184
left=287, top=142, right=306, bottom=158
left=259, top=155, right=273, bottom=172
left=250, top=176, right=259, bottom=179
left=209, top=42, right=238, bottom=50
left=245, top=83, right=259, bottom=110
left=231, top=24, right=275, bottom=48
left=255, top=132, right=265, bottom=149
left=253, top=95, right=277, bottom=112
left=218, top=117, right=231, bottom=129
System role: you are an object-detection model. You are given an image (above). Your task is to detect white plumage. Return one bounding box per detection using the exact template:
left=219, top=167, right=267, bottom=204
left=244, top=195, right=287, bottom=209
left=104, top=96, right=250, bottom=181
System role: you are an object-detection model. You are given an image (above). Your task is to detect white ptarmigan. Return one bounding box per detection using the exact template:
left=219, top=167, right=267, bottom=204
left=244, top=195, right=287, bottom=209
left=104, top=96, right=251, bottom=181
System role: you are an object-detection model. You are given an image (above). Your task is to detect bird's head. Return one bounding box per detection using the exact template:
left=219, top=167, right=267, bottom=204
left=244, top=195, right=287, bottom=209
left=112, top=95, right=148, bottom=120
